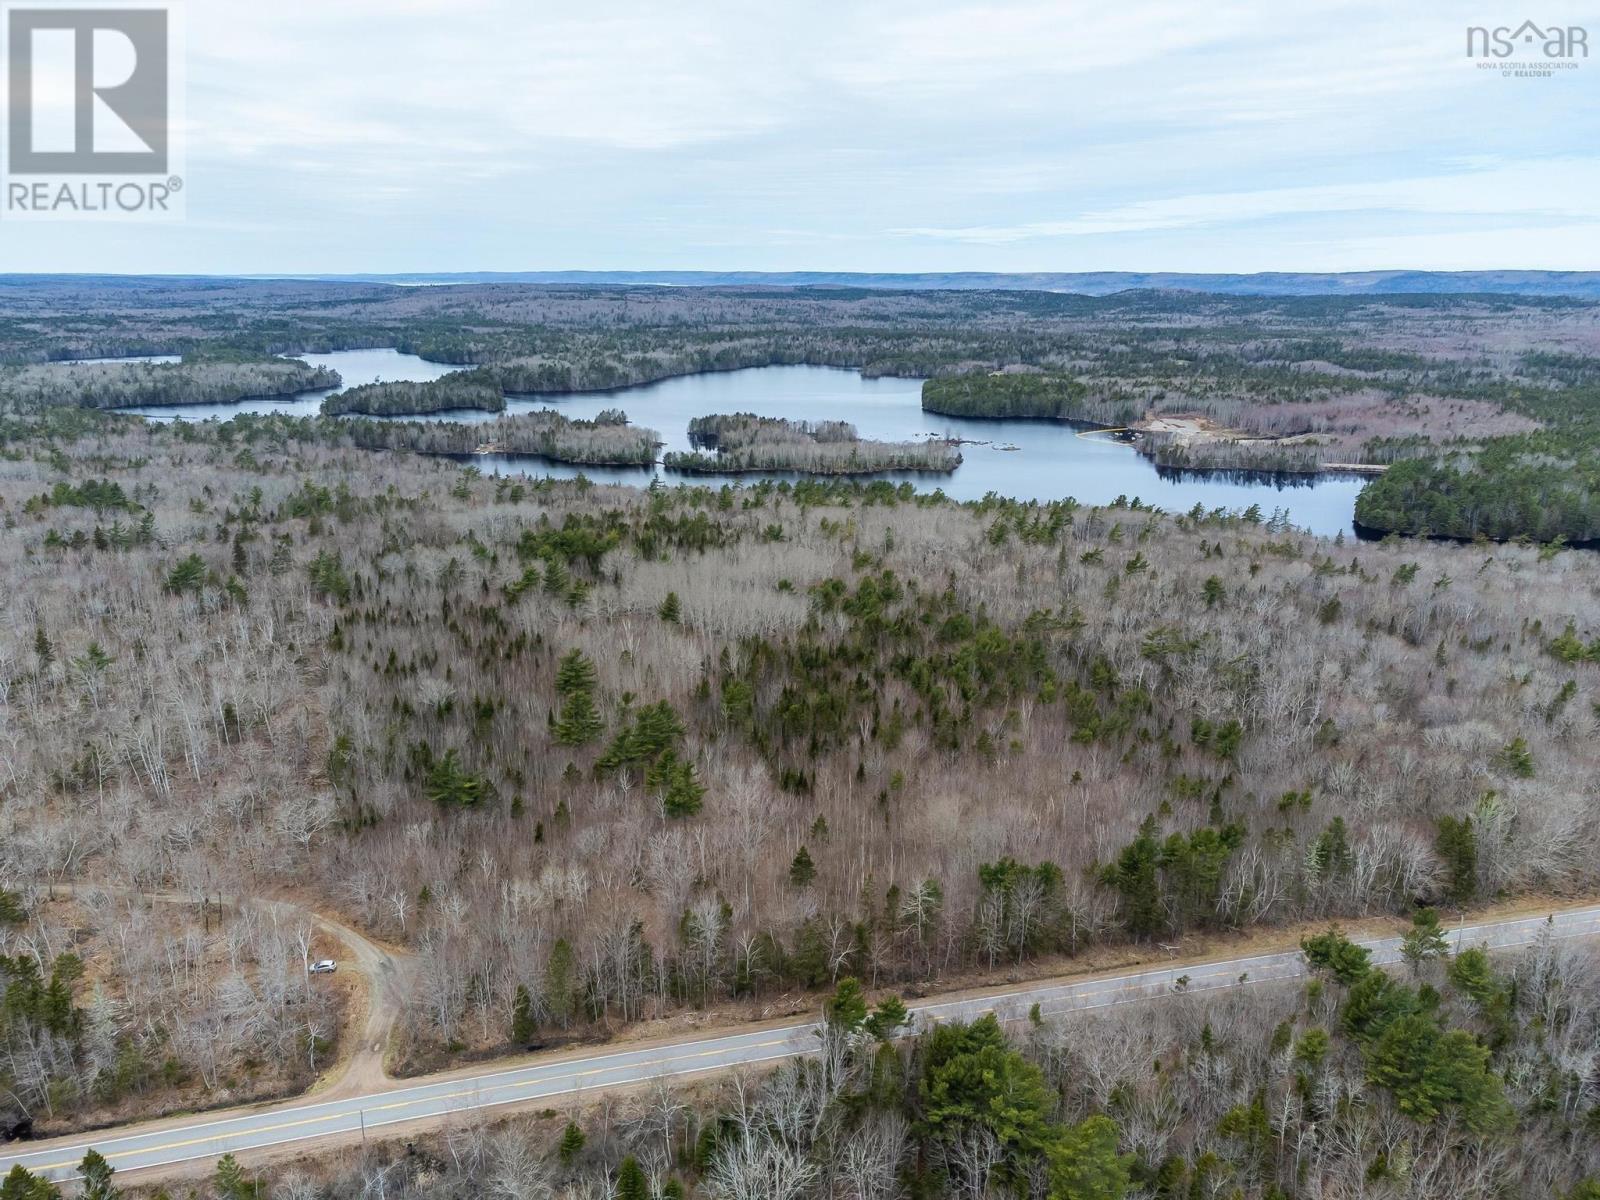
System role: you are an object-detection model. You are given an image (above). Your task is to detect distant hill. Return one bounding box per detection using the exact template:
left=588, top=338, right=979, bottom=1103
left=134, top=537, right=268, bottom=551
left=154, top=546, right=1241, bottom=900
left=278, top=269, right=1600, bottom=299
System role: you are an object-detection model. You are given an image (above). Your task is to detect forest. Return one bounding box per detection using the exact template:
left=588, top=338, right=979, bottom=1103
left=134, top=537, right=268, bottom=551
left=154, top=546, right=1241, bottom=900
left=666, top=414, right=961, bottom=474
left=0, top=359, right=340, bottom=411
left=921, top=374, right=1133, bottom=426
left=0, top=279, right=1599, bottom=1194
left=339, top=409, right=660, bottom=466
left=1, top=386, right=1597, bottom=1149
left=320, top=376, right=507, bottom=417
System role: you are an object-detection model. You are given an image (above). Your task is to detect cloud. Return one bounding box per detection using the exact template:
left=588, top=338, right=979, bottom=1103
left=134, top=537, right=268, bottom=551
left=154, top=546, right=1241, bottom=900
left=889, top=159, right=1600, bottom=244
left=3, top=0, right=1596, bottom=272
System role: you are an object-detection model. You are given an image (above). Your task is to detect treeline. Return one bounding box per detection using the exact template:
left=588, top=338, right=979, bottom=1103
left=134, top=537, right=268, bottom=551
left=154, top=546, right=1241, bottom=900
left=922, top=373, right=1137, bottom=425
left=665, top=412, right=960, bottom=474
left=1355, top=445, right=1600, bottom=542
left=343, top=409, right=658, bottom=466
left=321, top=374, right=507, bottom=416
left=1137, top=433, right=1324, bottom=475
left=0, top=359, right=340, bottom=410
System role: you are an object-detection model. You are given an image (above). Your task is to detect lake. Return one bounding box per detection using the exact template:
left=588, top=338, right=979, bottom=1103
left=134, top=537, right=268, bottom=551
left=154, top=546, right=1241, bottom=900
left=117, top=349, right=1368, bottom=537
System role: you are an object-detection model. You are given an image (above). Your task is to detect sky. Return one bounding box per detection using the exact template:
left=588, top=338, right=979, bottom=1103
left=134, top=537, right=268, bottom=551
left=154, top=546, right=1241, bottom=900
left=2, top=0, right=1599, bottom=274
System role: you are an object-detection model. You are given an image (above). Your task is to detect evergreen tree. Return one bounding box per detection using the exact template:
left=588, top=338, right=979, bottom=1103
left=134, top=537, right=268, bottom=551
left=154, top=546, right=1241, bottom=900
left=555, top=649, right=597, bottom=698
left=1494, top=736, right=1535, bottom=778
left=1446, top=946, right=1503, bottom=1009
left=557, top=1121, right=586, bottom=1166
left=1365, top=1015, right=1508, bottom=1130
left=554, top=687, right=603, bottom=746
left=78, top=1151, right=118, bottom=1200
left=164, top=553, right=207, bottom=595
left=1102, top=816, right=1162, bottom=938
left=789, top=845, right=816, bottom=888
left=0, top=1165, right=60, bottom=1200
left=32, top=626, right=53, bottom=671
left=511, top=983, right=537, bottom=1044
left=425, top=748, right=486, bottom=808
left=647, top=751, right=704, bottom=817
left=614, top=1156, right=649, bottom=1200
left=1400, top=908, right=1450, bottom=975
left=1435, top=815, right=1478, bottom=903
left=1048, top=1115, right=1131, bottom=1200
left=865, top=995, right=910, bottom=1041
left=1301, top=929, right=1373, bottom=985
left=546, top=938, right=578, bottom=1028
left=824, top=977, right=868, bottom=1031
left=919, top=1015, right=1059, bottom=1187
left=212, top=1153, right=256, bottom=1200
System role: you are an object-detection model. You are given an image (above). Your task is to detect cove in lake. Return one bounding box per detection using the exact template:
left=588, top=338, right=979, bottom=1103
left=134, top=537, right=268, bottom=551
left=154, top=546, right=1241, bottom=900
left=116, top=350, right=1368, bottom=538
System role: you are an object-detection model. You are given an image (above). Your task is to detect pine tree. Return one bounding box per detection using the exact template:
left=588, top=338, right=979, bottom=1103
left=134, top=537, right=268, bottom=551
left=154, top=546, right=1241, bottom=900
left=425, top=749, right=486, bottom=808
left=1, top=1165, right=60, bottom=1200
left=212, top=1153, right=256, bottom=1200
left=865, top=995, right=910, bottom=1041
left=1400, top=908, right=1450, bottom=975
left=78, top=1151, right=118, bottom=1200
left=824, top=977, right=868, bottom=1031
left=658, top=591, right=682, bottom=623
left=1049, top=1115, right=1132, bottom=1200
left=789, top=845, right=816, bottom=887
left=164, top=553, right=207, bottom=595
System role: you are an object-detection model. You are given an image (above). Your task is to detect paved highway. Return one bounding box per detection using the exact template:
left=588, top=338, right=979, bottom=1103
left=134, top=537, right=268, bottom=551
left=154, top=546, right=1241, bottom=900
left=7, top=904, right=1599, bottom=1183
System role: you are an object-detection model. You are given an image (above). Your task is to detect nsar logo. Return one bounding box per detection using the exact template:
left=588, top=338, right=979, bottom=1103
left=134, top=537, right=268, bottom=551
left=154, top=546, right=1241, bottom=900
left=1467, top=20, right=1588, bottom=78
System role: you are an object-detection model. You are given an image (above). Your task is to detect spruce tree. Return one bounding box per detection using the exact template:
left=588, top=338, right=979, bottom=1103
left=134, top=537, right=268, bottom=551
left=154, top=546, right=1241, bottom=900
left=555, top=688, right=603, bottom=746
left=614, top=1156, right=649, bottom=1200
left=33, top=626, right=53, bottom=670
left=556, top=649, right=597, bottom=698
left=557, top=1121, right=586, bottom=1166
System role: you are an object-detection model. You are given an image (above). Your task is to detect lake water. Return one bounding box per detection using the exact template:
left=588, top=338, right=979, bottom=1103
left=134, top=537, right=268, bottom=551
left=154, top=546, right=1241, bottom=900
left=114, top=349, right=462, bottom=421
left=116, top=349, right=1368, bottom=536
left=61, top=354, right=183, bottom=365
